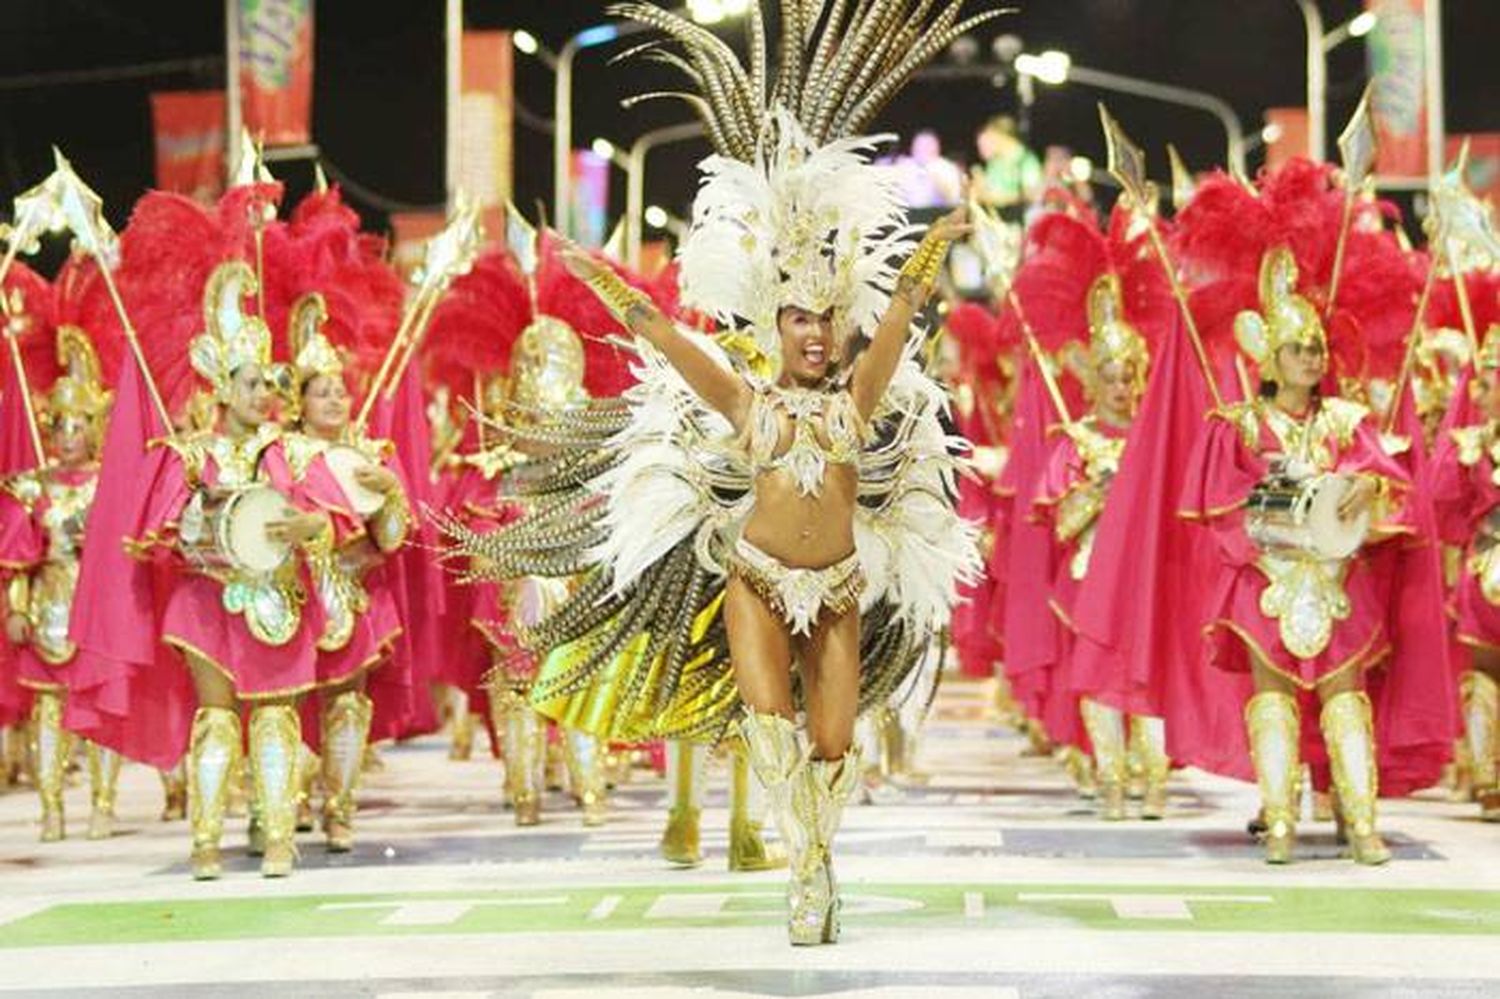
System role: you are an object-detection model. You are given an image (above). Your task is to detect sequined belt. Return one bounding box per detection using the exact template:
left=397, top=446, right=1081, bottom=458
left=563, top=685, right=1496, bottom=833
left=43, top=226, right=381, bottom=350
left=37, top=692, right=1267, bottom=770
left=729, top=537, right=864, bottom=637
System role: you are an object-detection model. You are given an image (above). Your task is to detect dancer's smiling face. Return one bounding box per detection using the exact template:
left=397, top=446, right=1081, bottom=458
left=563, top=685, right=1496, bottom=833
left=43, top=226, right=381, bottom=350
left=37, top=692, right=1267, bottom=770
left=778, top=305, right=836, bottom=386
left=301, top=373, right=352, bottom=439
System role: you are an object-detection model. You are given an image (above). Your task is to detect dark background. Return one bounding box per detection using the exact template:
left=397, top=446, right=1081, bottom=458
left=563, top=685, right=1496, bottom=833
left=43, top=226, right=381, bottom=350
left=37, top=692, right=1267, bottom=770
left=1, top=1, right=1496, bottom=237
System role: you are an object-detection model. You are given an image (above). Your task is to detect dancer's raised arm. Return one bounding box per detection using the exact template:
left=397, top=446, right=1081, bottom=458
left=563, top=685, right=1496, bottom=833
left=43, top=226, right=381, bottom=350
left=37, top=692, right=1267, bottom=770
left=558, top=244, right=752, bottom=430
left=852, top=205, right=970, bottom=420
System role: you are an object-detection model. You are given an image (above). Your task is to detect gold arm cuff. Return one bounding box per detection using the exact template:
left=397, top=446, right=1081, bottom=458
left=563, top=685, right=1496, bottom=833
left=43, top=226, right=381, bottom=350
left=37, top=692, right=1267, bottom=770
left=898, top=229, right=952, bottom=293
left=586, top=269, right=653, bottom=326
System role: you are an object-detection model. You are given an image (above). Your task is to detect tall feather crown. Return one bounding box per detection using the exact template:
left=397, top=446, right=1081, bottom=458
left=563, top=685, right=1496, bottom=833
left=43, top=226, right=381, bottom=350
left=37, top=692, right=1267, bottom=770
left=614, top=2, right=1004, bottom=369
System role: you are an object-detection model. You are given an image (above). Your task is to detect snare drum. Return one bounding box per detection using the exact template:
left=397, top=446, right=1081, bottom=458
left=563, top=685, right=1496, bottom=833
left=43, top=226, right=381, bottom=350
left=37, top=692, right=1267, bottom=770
left=324, top=445, right=385, bottom=517
left=179, top=485, right=296, bottom=576
left=1246, top=473, right=1369, bottom=560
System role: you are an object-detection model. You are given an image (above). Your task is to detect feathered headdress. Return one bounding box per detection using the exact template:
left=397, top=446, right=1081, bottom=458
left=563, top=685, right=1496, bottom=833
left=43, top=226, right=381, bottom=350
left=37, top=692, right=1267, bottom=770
left=613, top=1, right=1006, bottom=373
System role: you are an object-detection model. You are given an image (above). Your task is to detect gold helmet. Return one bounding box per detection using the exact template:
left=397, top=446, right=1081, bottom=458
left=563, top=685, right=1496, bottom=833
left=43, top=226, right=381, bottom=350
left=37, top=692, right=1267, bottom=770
left=189, top=260, right=273, bottom=401
left=280, top=292, right=345, bottom=422
left=510, top=316, right=587, bottom=411
left=1233, top=246, right=1326, bottom=381
left=39, top=325, right=111, bottom=450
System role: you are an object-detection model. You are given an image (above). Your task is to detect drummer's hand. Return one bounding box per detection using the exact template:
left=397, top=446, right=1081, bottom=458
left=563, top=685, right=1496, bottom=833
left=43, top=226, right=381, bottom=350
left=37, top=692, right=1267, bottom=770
left=266, top=511, right=329, bottom=546
left=5, top=613, right=30, bottom=646
left=353, top=465, right=400, bottom=495
left=1338, top=476, right=1378, bottom=521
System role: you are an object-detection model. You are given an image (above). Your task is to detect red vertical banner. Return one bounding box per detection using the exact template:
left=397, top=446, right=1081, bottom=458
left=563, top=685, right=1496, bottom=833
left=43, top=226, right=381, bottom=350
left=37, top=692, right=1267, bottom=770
left=1366, top=0, right=1428, bottom=178
left=149, top=91, right=227, bottom=202
left=238, top=0, right=315, bottom=146
left=459, top=30, right=515, bottom=237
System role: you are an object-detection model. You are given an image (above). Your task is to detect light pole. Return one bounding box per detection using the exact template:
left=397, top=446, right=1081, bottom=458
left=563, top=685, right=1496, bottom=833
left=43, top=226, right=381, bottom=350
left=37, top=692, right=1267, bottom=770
left=1009, top=51, right=1250, bottom=175
left=553, top=23, right=647, bottom=239
left=1296, top=2, right=1379, bottom=162
left=626, top=122, right=707, bottom=268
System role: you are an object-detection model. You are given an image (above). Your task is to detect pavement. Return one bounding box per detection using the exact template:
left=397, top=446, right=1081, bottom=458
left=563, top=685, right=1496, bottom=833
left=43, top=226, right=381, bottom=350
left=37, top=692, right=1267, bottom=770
left=1, top=678, right=1497, bottom=998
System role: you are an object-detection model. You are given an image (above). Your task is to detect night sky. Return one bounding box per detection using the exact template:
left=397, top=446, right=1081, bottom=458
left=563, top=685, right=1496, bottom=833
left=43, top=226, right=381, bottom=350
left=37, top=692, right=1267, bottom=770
left=1, top=1, right=1495, bottom=240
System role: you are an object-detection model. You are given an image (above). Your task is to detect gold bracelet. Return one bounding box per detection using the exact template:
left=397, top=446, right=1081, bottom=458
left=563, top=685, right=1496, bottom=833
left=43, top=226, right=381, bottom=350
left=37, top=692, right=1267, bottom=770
left=586, top=269, right=653, bottom=326
left=898, top=228, right=951, bottom=294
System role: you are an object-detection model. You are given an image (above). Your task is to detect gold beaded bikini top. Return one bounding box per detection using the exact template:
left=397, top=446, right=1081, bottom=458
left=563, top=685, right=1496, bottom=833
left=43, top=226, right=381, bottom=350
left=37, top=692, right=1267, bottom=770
left=739, top=386, right=866, bottom=498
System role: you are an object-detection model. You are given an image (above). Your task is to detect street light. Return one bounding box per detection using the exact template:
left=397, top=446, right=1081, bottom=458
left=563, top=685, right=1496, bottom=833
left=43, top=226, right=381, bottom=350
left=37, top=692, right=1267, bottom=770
left=513, top=30, right=540, bottom=55
left=645, top=205, right=670, bottom=228
left=1297, top=3, right=1380, bottom=162
left=1015, top=50, right=1071, bottom=86
left=625, top=121, right=707, bottom=267
left=591, top=137, right=618, bottom=160
left=1012, top=51, right=1248, bottom=173
left=552, top=7, right=746, bottom=238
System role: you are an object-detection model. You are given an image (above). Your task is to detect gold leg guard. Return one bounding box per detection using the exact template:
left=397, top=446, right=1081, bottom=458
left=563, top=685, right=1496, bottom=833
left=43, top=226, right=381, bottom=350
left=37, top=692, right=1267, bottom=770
left=490, top=682, right=544, bottom=826
left=321, top=691, right=373, bottom=852
left=1059, top=745, right=1097, bottom=800
left=32, top=692, right=68, bottom=842
left=1081, top=699, right=1128, bottom=821
left=1460, top=672, right=1500, bottom=821
left=160, top=765, right=187, bottom=821
left=447, top=686, right=475, bottom=761
left=295, top=746, right=319, bottom=834
left=187, top=707, right=241, bottom=880
left=86, top=742, right=122, bottom=840
left=1246, top=692, right=1300, bottom=865
left=660, top=741, right=702, bottom=866
left=741, top=710, right=857, bottom=946
left=248, top=705, right=302, bottom=878
left=728, top=734, right=785, bottom=872
left=563, top=728, right=609, bottom=827
left=1130, top=715, right=1170, bottom=820
left=1321, top=691, right=1391, bottom=865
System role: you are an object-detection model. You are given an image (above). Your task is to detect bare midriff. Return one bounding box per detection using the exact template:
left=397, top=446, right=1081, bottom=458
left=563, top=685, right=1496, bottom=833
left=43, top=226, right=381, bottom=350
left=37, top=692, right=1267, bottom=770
left=739, top=463, right=858, bottom=569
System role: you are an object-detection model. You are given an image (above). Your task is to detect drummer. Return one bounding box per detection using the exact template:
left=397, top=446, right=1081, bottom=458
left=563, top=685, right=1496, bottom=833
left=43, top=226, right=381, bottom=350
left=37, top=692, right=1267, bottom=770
left=1179, top=247, right=1414, bottom=866
left=278, top=293, right=411, bottom=854
left=135, top=261, right=336, bottom=880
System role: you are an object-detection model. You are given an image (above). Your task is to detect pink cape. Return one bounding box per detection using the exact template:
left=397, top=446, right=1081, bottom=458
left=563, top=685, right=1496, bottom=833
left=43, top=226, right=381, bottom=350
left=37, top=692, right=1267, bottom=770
left=366, top=368, right=444, bottom=737
left=64, top=359, right=195, bottom=768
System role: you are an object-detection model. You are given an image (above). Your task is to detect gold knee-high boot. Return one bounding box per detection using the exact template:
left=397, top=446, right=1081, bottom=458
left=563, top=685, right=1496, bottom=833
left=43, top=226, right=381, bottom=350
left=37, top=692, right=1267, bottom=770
left=321, top=691, right=373, bottom=852
left=490, top=681, right=544, bottom=826
left=742, top=710, right=858, bottom=946
left=1246, top=692, right=1301, bottom=864
left=1460, top=671, right=1500, bottom=821
left=86, top=742, right=122, bottom=840
left=32, top=691, right=68, bottom=842
left=1081, top=698, right=1128, bottom=821
left=728, top=733, right=784, bottom=872
left=562, top=728, right=608, bottom=827
left=660, top=740, right=703, bottom=866
left=1130, top=715, right=1170, bottom=820
left=1321, top=691, right=1391, bottom=865
left=249, top=705, right=301, bottom=877
left=187, top=707, right=242, bottom=879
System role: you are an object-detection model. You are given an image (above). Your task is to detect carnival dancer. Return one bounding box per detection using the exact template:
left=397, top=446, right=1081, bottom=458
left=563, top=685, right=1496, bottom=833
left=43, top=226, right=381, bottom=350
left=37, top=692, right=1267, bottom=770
left=441, top=0, right=991, bottom=945
left=0, top=284, right=116, bottom=840
left=279, top=300, right=411, bottom=851
left=1428, top=313, right=1500, bottom=823
left=1180, top=245, right=1420, bottom=865
left=1030, top=248, right=1167, bottom=820
left=64, top=184, right=351, bottom=880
